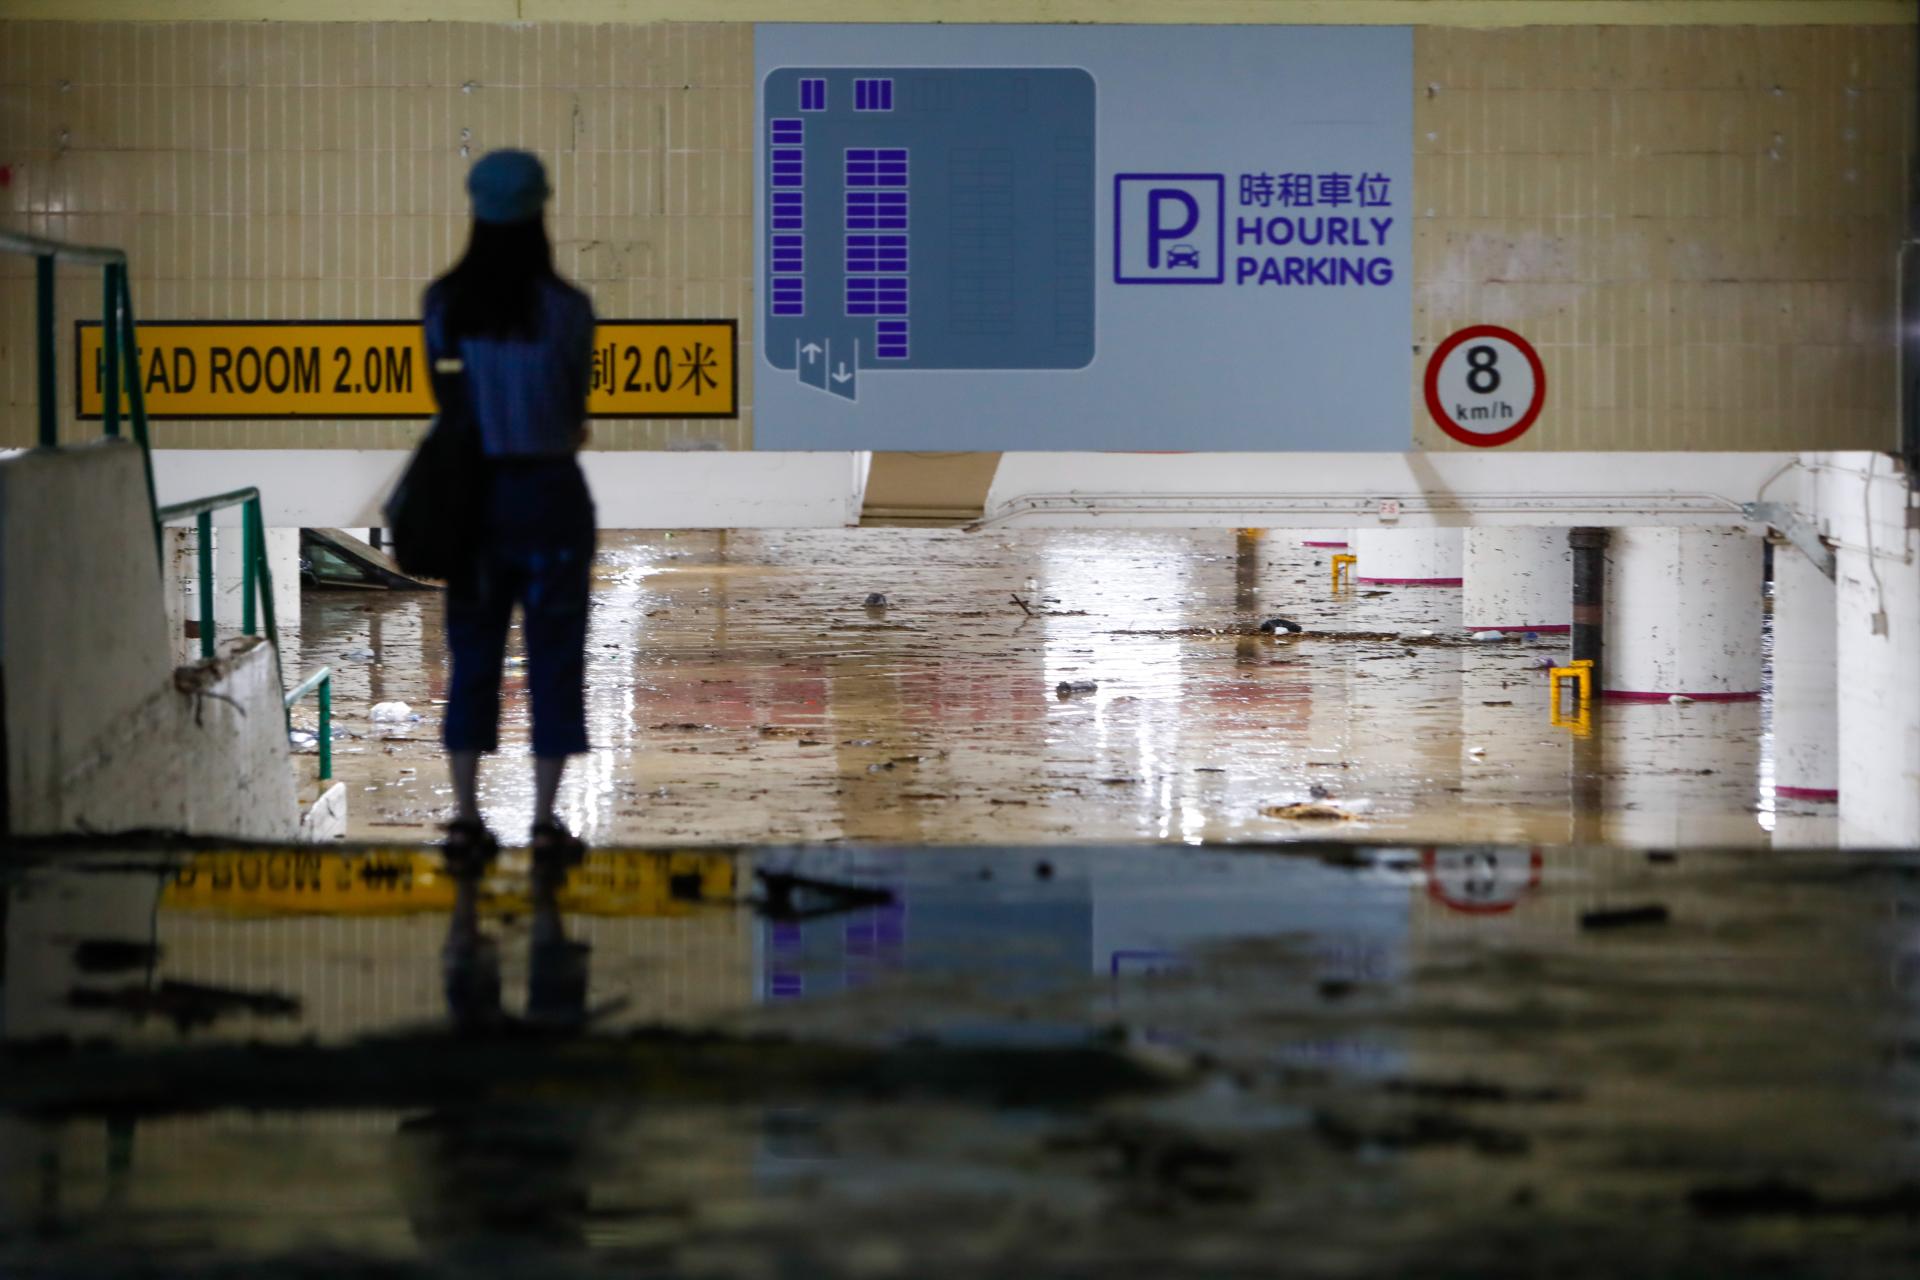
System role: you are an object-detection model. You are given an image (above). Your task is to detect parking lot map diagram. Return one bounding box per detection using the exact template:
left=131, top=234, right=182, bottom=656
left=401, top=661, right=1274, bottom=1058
left=763, top=67, right=1096, bottom=389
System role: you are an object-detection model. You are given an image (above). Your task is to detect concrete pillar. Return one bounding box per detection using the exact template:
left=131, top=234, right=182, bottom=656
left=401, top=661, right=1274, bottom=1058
left=1770, top=539, right=1838, bottom=803
left=1603, top=528, right=1762, bottom=700
left=1462, top=528, right=1570, bottom=633
left=1354, top=528, right=1462, bottom=586
left=1835, top=544, right=1920, bottom=846
left=214, top=525, right=301, bottom=637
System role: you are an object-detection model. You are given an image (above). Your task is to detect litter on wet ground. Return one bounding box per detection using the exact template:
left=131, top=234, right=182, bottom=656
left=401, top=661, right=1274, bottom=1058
left=280, top=530, right=1818, bottom=848
left=2, top=836, right=1915, bottom=1277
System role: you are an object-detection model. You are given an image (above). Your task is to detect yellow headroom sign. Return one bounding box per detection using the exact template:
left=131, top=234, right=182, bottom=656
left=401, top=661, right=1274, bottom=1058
left=77, top=319, right=737, bottom=420
left=161, top=848, right=738, bottom=919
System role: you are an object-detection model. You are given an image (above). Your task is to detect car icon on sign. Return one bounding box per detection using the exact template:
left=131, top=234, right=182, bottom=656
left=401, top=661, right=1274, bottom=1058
left=1165, top=243, right=1202, bottom=269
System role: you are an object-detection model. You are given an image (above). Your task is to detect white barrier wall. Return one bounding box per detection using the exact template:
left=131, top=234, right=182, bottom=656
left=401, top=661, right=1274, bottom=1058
left=152, top=450, right=871, bottom=530
left=1, top=442, right=297, bottom=838
left=148, top=450, right=1804, bottom=533
left=1603, top=528, right=1763, bottom=700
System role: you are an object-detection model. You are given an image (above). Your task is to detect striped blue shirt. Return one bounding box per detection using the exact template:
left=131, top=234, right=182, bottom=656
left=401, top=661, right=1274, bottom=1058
left=422, top=276, right=595, bottom=459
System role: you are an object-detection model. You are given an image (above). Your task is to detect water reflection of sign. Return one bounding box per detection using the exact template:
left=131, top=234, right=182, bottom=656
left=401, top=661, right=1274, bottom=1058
left=163, top=849, right=735, bottom=918
left=1421, top=847, right=1542, bottom=915
left=78, top=319, right=736, bottom=420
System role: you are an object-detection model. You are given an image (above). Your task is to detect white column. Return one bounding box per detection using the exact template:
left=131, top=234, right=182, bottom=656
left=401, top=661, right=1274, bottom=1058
left=1603, top=527, right=1762, bottom=700
left=1834, top=544, right=1920, bottom=845
left=1770, top=539, right=1838, bottom=803
left=1463, top=528, right=1570, bottom=634
left=1354, top=528, right=1463, bottom=585
left=214, top=526, right=301, bottom=638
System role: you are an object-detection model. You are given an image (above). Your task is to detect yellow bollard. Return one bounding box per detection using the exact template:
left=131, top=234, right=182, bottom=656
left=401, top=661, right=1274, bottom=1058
left=1549, top=658, right=1593, bottom=735
left=1331, top=553, right=1357, bottom=591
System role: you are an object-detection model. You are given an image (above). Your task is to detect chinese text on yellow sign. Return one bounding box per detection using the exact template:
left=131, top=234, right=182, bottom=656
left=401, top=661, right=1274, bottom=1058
left=78, top=319, right=737, bottom=420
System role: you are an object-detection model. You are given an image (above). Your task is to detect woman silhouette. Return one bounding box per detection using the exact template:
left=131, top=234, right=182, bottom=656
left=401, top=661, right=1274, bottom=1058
left=424, top=149, right=596, bottom=863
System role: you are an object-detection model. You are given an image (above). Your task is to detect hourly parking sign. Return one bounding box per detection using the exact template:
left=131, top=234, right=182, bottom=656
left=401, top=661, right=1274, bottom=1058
left=755, top=24, right=1412, bottom=450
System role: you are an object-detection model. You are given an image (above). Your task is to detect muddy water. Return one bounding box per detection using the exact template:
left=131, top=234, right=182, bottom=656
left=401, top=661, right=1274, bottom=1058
left=288, top=529, right=1821, bottom=848
left=3, top=839, right=1917, bottom=1277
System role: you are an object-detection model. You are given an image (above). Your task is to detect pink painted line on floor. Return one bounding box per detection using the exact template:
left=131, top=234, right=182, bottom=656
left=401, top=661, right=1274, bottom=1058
left=1464, top=624, right=1571, bottom=634
left=1356, top=576, right=1463, bottom=586
left=1775, top=785, right=1840, bottom=802
left=1602, top=689, right=1762, bottom=702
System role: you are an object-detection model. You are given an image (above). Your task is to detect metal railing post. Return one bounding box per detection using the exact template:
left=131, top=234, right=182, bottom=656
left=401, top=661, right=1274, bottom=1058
left=318, top=674, right=332, bottom=782
left=247, top=497, right=285, bottom=701
left=195, top=510, right=215, bottom=660
left=118, top=272, right=162, bottom=564
left=242, top=496, right=259, bottom=636
left=36, top=255, right=56, bottom=448
left=101, top=263, right=121, bottom=438
left=284, top=667, right=334, bottom=784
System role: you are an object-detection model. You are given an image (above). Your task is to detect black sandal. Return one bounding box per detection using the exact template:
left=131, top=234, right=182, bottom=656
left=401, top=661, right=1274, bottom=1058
left=531, top=819, right=586, bottom=871
left=441, top=817, right=499, bottom=874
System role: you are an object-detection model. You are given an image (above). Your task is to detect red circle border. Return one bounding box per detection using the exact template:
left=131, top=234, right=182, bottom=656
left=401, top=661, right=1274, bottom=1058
left=1424, top=325, right=1547, bottom=448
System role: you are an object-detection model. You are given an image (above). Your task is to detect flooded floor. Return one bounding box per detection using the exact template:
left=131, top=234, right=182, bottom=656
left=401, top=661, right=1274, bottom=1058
left=287, top=529, right=1823, bottom=849
left=3, top=837, right=1917, bottom=1276
left=278, top=529, right=1820, bottom=852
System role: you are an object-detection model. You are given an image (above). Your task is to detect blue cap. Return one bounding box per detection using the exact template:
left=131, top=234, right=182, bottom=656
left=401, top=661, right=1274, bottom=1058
left=466, top=149, right=550, bottom=225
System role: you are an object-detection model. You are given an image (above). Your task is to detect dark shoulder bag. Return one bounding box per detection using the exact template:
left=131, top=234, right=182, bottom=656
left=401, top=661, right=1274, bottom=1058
left=384, top=356, right=485, bottom=581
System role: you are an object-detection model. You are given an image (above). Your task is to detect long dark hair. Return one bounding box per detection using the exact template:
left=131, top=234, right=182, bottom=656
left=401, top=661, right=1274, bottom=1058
left=436, top=219, right=556, bottom=341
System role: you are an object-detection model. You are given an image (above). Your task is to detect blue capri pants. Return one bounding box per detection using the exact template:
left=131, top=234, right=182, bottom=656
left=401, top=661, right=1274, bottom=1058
left=441, top=457, right=596, bottom=758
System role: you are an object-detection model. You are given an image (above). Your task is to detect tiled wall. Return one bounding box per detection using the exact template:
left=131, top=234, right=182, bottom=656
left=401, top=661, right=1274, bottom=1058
left=1, top=19, right=1908, bottom=452
left=0, top=21, right=754, bottom=449
left=1414, top=24, right=1909, bottom=450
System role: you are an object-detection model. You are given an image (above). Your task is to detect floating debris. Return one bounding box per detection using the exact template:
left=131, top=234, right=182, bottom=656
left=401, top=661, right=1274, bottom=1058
left=1263, top=801, right=1354, bottom=821
left=370, top=701, right=413, bottom=723
left=71, top=940, right=162, bottom=974
left=864, top=592, right=889, bottom=608
left=1258, top=616, right=1303, bottom=634
left=1056, top=680, right=1098, bottom=698
left=1579, top=904, right=1671, bottom=930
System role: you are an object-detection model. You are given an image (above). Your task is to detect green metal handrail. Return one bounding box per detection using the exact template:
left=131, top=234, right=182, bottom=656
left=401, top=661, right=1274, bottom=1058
left=283, top=667, right=334, bottom=783
left=1, top=230, right=160, bottom=557
left=3, top=230, right=322, bottom=781
left=155, top=487, right=277, bottom=664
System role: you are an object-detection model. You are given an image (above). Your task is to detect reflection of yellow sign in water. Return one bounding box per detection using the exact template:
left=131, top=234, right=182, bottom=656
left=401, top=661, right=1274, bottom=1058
left=163, top=849, right=737, bottom=919
left=77, top=319, right=736, bottom=420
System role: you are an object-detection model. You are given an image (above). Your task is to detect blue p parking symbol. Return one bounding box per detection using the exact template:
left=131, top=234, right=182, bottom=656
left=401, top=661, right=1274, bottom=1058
left=1114, top=174, right=1225, bottom=284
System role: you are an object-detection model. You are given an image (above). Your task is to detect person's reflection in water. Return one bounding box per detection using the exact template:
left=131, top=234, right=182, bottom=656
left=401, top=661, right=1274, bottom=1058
left=398, top=847, right=595, bottom=1258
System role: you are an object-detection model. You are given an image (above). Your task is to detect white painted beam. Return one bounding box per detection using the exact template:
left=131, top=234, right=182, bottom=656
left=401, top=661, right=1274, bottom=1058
left=151, top=450, right=869, bottom=529
left=981, top=452, right=1799, bottom=529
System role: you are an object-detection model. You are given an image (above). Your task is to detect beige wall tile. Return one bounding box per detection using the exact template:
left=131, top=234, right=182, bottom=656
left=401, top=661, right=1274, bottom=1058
left=1, top=19, right=1903, bottom=454
left=0, top=19, right=755, bottom=450
left=1414, top=23, right=1904, bottom=451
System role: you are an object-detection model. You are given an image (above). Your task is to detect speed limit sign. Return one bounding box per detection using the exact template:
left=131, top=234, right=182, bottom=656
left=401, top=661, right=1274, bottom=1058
left=1424, top=325, right=1546, bottom=448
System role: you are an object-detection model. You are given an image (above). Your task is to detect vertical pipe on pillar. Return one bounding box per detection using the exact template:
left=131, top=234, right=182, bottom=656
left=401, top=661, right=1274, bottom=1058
left=1569, top=528, right=1607, bottom=687
left=35, top=255, right=56, bottom=449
